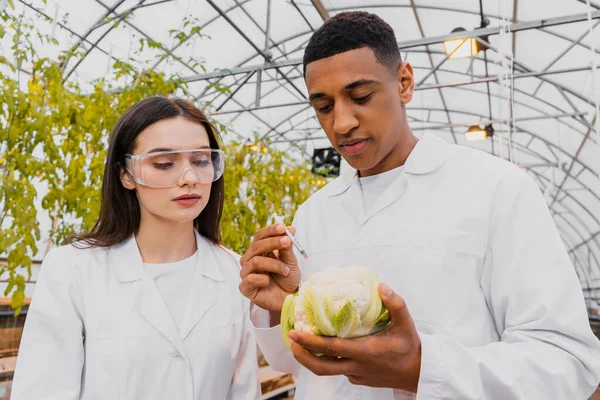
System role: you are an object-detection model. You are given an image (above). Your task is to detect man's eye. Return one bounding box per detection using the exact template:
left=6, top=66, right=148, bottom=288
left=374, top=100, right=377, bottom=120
left=317, top=104, right=333, bottom=113
left=353, top=93, right=373, bottom=104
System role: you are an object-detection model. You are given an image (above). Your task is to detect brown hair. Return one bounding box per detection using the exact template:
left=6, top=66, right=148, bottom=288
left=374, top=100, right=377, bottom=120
left=73, top=96, right=224, bottom=248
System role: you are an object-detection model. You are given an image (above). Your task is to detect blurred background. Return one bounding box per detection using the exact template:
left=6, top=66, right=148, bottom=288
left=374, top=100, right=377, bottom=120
left=1, top=0, right=600, bottom=398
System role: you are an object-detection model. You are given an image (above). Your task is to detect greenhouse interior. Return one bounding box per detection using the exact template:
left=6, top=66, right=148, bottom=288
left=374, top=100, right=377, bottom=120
left=1, top=0, right=600, bottom=399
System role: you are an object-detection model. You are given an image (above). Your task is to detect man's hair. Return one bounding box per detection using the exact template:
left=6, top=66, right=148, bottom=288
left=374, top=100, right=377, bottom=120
left=303, top=11, right=402, bottom=76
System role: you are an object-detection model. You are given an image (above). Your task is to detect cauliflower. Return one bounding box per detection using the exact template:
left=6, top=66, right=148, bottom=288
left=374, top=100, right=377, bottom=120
left=281, top=265, right=390, bottom=348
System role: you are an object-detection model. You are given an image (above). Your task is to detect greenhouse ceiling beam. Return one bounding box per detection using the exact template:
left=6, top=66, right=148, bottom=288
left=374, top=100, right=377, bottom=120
left=525, top=172, right=600, bottom=270
left=420, top=65, right=598, bottom=90
left=205, top=0, right=307, bottom=100
left=59, top=0, right=127, bottom=73
left=212, top=68, right=593, bottom=158
left=184, top=10, right=600, bottom=82
left=92, top=0, right=175, bottom=32
left=290, top=0, right=315, bottom=31
left=512, top=0, right=519, bottom=56
left=410, top=0, right=457, bottom=143
left=260, top=104, right=315, bottom=140
left=188, top=48, right=454, bottom=82
left=574, top=0, right=600, bottom=9
left=411, top=112, right=587, bottom=131
left=324, top=6, right=600, bottom=49
left=475, top=36, right=599, bottom=128
left=150, top=0, right=252, bottom=71
left=211, top=64, right=598, bottom=112
left=571, top=231, right=600, bottom=254
left=93, top=0, right=200, bottom=77
left=532, top=19, right=600, bottom=96
left=192, top=0, right=305, bottom=104
left=239, top=0, right=305, bottom=105
left=214, top=71, right=256, bottom=112
left=311, top=0, right=330, bottom=21
left=261, top=78, right=591, bottom=144
left=16, top=0, right=123, bottom=67
left=550, top=112, right=598, bottom=208
left=263, top=105, right=600, bottom=198
left=63, top=0, right=149, bottom=82
left=400, top=10, right=600, bottom=49
left=194, top=28, right=315, bottom=101
left=540, top=26, right=598, bottom=54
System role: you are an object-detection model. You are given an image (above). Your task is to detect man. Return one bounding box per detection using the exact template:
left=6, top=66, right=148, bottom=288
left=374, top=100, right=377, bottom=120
left=239, top=11, right=600, bottom=399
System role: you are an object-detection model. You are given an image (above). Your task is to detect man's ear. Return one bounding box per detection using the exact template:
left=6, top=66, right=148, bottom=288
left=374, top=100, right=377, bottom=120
left=396, top=62, right=415, bottom=104
left=120, top=167, right=136, bottom=190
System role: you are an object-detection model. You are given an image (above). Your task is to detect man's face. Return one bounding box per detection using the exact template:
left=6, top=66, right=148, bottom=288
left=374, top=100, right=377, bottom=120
left=305, top=47, right=414, bottom=176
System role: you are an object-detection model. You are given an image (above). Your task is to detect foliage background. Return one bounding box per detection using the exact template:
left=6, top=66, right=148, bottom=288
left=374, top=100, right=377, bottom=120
left=0, top=4, right=323, bottom=314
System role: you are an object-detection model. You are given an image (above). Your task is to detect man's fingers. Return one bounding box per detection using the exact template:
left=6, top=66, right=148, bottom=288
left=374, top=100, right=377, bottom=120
left=243, top=236, right=292, bottom=263
left=378, top=283, right=414, bottom=332
left=239, top=273, right=270, bottom=298
left=289, top=331, right=363, bottom=360
left=253, top=223, right=287, bottom=241
left=240, top=256, right=289, bottom=279
left=245, top=273, right=270, bottom=288
left=290, top=342, right=358, bottom=376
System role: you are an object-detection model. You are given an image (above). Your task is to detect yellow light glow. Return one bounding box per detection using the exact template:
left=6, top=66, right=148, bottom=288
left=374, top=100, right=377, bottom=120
left=250, top=145, right=258, bottom=152
left=465, top=129, right=487, bottom=141
left=443, top=38, right=479, bottom=59
left=262, top=147, right=268, bottom=153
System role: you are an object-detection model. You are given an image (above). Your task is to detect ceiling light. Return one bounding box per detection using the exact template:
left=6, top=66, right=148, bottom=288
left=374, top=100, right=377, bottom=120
left=465, top=124, right=494, bottom=141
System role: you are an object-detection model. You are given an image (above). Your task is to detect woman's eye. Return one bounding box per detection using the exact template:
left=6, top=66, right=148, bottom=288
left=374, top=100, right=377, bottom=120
left=153, top=162, right=173, bottom=170
left=193, top=160, right=211, bottom=167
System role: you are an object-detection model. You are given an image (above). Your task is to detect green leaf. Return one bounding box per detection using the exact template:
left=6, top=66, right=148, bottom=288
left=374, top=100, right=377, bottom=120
left=280, top=292, right=297, bottom=349
left=333, top=300, right=358, bottom=338
left=11, top=288, right=24, bottom=309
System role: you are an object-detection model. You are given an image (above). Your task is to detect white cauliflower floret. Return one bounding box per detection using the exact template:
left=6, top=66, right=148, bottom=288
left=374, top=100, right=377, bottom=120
left=305, top=266, right=371, bottom=316
left=281, top=265, right=391, bottom=347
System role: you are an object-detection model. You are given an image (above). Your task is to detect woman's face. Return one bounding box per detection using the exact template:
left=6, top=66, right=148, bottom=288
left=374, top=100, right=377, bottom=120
left=120, top=116, right=214, bottom=225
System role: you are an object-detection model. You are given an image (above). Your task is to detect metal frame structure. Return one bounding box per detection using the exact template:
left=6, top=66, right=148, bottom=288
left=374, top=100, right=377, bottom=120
left=8, top=0, right=600, bottom=291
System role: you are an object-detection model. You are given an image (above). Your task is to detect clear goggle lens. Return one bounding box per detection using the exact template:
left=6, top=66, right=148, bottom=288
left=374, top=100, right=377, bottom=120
left=125, top=149, right=225, bottom=188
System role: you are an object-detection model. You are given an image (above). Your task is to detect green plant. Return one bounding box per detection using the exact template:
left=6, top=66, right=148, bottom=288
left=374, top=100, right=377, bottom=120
left=0, top=5, right=323, bottom=313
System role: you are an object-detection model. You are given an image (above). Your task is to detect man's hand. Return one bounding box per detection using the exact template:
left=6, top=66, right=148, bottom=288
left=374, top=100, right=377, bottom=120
left=239, top=223, right=301, bottom=312
left=288, top=284, right=422, bottom=393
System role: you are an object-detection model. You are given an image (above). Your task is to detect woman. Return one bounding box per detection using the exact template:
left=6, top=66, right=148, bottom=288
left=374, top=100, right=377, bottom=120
left=11, top=97, right=261, bottom=399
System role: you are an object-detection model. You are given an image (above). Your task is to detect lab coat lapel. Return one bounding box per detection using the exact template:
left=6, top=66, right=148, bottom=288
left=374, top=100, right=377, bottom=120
left=114, top=235, right=186, bottom=356
left=360, top=133, right=449, bottom=223
left=179, top=232, right=224, bottom=341
left=331, top=133, right=448, bottom=226
left=135, top=277, right=187, bottom=355
left=339, top=176, right=365, bottom=227
left=362, top=171, right=408, bottom=224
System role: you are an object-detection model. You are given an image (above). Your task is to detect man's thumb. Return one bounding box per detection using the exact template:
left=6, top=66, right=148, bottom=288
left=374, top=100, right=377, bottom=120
left=378, top=283, right=412, bottom=329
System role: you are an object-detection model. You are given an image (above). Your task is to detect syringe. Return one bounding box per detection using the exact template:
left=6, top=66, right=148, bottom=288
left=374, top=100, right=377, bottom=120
left=284, top=227, right=309, bottom=260
left=271, top=213, right=309, bottom=260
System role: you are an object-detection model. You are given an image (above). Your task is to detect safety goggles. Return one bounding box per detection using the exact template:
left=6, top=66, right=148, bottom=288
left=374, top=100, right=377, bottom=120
left=124, top=149, right=225, bottom=188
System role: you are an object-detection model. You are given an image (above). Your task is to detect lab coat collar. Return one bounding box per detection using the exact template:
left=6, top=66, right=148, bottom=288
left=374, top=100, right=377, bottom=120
left=114, top=230, right=225, bottom=283
left=179, top=235, right=224, bottom=340
left=327, top=133, right=448, bottom=197
left=113, top=230, right=225, bottom=354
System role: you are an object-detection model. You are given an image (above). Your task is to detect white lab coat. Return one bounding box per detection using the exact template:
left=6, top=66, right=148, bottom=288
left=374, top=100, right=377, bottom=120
left=11, top=231, right=261, bottom=400
left=253, top=134, right=600, bottom=399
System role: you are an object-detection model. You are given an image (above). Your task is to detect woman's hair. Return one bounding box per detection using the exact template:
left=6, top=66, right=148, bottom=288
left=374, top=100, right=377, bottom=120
left=73, top=96, right=224, bottom=248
